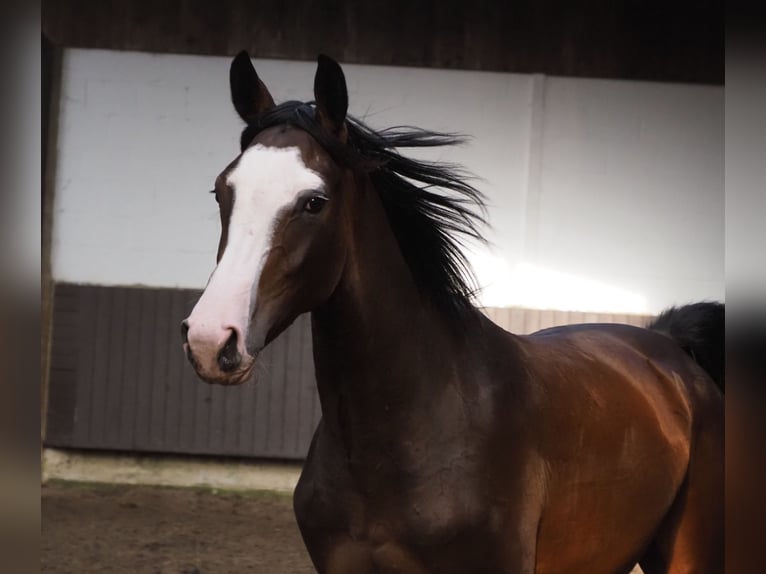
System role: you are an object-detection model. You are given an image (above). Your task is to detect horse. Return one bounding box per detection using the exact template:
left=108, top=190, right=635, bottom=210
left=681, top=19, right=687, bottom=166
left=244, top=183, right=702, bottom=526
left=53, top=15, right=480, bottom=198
left=181, top=51, right=724, bottom=574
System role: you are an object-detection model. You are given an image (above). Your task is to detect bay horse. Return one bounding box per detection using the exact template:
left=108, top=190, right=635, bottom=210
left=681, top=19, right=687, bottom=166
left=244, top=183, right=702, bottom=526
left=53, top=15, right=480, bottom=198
left=181, top=52, right=724, bottom=574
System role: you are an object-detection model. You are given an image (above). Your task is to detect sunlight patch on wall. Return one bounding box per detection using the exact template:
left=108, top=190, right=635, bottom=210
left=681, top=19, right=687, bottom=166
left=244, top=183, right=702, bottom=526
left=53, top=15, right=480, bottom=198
left=469, top=252, right=648, bottom=314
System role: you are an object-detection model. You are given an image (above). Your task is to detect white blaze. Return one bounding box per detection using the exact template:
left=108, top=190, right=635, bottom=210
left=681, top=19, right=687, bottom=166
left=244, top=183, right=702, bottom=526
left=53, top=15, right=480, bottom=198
left=186, top=144, right=324, bottom=359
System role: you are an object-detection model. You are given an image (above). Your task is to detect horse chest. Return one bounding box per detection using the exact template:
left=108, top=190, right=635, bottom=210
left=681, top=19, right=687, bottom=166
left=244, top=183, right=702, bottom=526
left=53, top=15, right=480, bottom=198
left=296, top=447, right=496, bottom=573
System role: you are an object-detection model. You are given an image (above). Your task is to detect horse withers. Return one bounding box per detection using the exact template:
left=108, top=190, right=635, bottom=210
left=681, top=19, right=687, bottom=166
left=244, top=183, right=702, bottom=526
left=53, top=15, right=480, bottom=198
left=181, top=52, right=724, bottom=574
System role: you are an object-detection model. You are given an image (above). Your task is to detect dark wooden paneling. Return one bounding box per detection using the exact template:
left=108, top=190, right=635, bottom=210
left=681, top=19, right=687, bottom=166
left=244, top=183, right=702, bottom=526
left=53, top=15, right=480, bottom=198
left=42, top=0, right=723, bottom=85
left=45, top=284, right=323, bottom=460
left=46, top=283, right=654, bottom=460
left=45, top=284, right=78, bottom=444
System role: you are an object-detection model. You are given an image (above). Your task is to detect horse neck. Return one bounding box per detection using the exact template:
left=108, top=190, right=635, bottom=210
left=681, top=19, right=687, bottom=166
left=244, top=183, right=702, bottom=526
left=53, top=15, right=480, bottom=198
left=310, top=172, right=475, bottom=432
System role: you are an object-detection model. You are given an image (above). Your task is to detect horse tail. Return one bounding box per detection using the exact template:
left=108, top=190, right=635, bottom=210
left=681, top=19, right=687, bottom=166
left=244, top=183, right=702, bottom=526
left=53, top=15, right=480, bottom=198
left=646, top=301, right=725, bottom=393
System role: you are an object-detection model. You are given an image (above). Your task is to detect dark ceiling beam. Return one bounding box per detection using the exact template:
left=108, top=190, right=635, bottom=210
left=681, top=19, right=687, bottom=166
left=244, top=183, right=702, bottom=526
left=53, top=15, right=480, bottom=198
left=42, top=0, right=723, bottom=85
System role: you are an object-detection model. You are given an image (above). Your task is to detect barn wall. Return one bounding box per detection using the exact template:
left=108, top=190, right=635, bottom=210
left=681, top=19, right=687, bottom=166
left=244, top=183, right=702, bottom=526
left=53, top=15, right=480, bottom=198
left=51, top=48, right=723, bottom=314
left=44, top=283, right=652, bottom=459
left=45, top=48, right=721, bottom=459
left=524, top=77, right=724, bottom=311
left=46, top=284, right=320, bottom=459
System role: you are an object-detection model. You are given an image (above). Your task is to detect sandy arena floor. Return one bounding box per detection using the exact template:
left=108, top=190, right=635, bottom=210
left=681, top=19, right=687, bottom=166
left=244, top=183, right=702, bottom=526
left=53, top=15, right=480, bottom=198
left=42, top=480, right=643, bottom=573
left=42, top=481, right=314, bottom=573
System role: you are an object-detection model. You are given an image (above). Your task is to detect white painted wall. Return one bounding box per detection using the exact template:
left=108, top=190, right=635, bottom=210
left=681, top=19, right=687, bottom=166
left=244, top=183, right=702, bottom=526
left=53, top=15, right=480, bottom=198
left=52, top=49, right=723, bottom=314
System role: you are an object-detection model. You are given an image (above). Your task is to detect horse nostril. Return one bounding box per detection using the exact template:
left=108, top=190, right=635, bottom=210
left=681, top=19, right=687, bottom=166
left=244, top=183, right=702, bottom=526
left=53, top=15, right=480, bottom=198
left=217, top=329, right=242, bottom=373
left=181, top=320, right=190, bottom=344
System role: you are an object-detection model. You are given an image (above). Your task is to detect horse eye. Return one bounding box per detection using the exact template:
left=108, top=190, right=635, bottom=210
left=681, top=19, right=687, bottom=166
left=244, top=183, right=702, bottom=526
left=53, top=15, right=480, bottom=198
left=304, top=195, right=328, bottom=214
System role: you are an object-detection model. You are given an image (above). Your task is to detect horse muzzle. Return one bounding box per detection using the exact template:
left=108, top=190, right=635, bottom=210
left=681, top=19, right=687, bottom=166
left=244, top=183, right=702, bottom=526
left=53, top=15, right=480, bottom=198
left=181, top=319, right=257, bottom=385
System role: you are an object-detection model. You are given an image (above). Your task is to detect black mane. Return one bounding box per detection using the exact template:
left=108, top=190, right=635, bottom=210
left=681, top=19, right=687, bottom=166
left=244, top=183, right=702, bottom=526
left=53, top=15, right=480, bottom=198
left=240, top=101, right=488, bottom=317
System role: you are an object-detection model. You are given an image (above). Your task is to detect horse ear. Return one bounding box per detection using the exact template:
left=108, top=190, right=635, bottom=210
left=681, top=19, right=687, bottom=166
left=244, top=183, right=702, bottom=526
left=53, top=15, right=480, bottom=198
left=230, top=50, right=275, bottom=123
left=314, top=54, right=348, bottom=141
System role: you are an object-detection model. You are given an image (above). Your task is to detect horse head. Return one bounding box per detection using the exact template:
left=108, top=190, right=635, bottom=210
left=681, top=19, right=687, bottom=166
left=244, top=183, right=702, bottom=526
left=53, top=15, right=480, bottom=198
left=182, top=52, right=351, bottom=385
